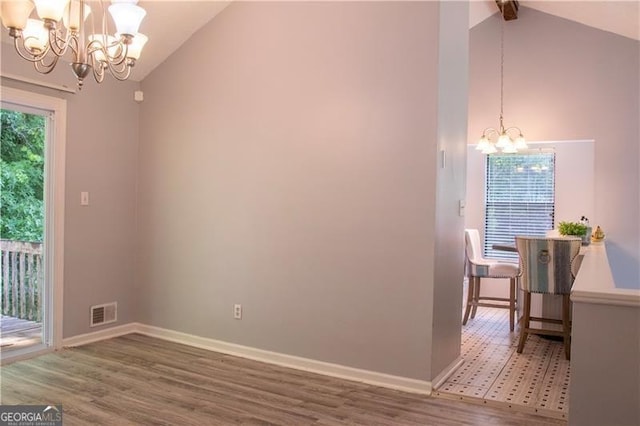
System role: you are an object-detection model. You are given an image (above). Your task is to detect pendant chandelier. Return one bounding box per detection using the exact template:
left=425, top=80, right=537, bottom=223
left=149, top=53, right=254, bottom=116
left=476, top=1, right=527, bottom=155
left=1, top=0, right=148, bottom=90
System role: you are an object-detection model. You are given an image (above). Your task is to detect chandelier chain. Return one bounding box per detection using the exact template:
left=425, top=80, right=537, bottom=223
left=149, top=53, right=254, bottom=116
left=499, top=3, right=505, bottom=131
left=475, top=1, right=527, bottom=155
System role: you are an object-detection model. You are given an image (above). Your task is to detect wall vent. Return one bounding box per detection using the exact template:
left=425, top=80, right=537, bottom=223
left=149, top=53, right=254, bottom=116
left=90, top=302, right=117, bottom=327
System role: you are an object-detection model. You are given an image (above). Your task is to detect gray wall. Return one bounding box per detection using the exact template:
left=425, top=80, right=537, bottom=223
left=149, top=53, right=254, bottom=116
left=469, top=6, right=640, bottom=287
left=1, top=50, right=140, bottom=337
left=138, top=1, right=466, bottom=380
left=431, top=1, right=468, bottom=377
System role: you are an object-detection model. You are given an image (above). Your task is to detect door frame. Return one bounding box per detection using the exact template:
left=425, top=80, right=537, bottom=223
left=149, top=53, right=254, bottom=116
left=1, top=86, right=66, bottom=358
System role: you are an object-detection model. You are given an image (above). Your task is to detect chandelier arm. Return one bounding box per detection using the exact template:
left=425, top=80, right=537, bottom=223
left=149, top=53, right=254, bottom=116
left=481, top=127, right=499, bottom=138
left=86, top=36, right=132, bottom=81
left=91, top=61, right=106, bottom=84
left=100, top=43, right=128, bottom=73
left=104, top=59, right=133, bottom=81
left=103, top=2, right=131, bottom=66
left=86, top=40, right=120, bottom=66
left=117, top=42, right=131, bottom=65
left=504, top=126, right=523, bottom=136
left=99, top=0, right=126, bottom=65
left=86, top=38, right=103, bottom=59
left=33, top=55, right=60, bottom=75
left=107, top=43, right=129, bottom=67
left=47, top=28, right=72, bottom=57
left=67, top=35, right=80, bottom=59
left=13, top=37, right=51, bottom=63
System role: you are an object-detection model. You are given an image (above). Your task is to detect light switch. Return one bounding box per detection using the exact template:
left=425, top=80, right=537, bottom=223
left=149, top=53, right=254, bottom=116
left=459, top=199, right=465, bottom=217
left=81, top=191, right=89, bottom=206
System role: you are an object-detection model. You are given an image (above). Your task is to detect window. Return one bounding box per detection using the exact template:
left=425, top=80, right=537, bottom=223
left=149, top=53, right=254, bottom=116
left=484, top=152, right=555, bottom=260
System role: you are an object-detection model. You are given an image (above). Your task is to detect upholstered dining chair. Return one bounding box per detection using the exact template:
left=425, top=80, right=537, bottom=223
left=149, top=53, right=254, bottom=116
left=515, top=236, right=582, bottom=360
left=463, top=229, right=519, bottom=332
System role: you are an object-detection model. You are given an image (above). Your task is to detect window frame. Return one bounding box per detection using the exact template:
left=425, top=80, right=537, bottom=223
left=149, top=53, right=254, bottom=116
left=483, top=151, right=556, bottom=261
left=1, top=86, right=66, bottom=359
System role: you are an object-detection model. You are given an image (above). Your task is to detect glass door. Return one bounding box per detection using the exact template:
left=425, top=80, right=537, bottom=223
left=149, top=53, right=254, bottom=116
left=1, top=87, right=66, bottom=360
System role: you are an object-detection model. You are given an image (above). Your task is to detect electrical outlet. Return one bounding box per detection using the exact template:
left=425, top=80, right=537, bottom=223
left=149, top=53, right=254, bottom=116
left=233, top=304, right=242, bottom=319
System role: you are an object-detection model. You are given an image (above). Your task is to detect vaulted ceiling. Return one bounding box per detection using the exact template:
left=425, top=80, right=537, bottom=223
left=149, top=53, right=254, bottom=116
left=131, top=0, right=230, bottom=81
left=2, top=1, right=638, bottom=82
left=470, top=0, right=639, bottom=40
left=136, top=0, right=639, bottom=82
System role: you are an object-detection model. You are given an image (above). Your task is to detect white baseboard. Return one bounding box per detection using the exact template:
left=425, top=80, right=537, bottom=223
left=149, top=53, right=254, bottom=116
left=431, top=356, right=464, bottom=390
left=136, top=324, right=433, bottom=395
left=62, top=322, right=433, bottom=395
left=62, top=322, right=139, bottom=347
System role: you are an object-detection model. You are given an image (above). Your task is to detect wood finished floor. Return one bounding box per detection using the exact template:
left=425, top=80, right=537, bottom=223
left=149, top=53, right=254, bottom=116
left=0, top=334, right=565, bottom=425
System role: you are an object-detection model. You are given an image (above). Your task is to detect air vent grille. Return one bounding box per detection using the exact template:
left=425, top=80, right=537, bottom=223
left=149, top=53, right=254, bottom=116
left=90, top=302, right=117, bottom=327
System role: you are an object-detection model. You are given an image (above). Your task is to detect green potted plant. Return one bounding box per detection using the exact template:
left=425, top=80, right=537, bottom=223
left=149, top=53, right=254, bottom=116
left=558, top=221, right=591, bottom=245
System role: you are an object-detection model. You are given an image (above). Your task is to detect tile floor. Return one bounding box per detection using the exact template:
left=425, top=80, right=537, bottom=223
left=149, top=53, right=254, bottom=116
left=434, top=306, right=571, bottom=420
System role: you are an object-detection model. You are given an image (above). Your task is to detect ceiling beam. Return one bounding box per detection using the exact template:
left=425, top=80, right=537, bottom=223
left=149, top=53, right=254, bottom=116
left=495, top=0, right=520, bottom=21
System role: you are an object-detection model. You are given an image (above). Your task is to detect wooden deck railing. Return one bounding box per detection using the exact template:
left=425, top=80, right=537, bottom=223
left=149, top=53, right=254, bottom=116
left=0, top=240, right=43, bottom=322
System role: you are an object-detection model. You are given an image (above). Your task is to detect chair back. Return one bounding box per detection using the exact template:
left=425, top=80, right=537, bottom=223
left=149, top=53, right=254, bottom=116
left=464, top=229, right=487, bottom=278
left=515, top=236, right=581, bottom=295
left=464, top=229, right=482, bottom=263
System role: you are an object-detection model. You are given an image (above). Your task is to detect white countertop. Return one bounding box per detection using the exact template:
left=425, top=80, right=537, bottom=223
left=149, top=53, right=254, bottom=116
left=571, top=242, right=640, bottom=307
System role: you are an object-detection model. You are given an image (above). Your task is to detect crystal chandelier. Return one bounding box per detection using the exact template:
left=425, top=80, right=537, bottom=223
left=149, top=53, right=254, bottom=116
left=476, top=2, right=527, bottom=155
left=1, top=0, right=148, bottom=90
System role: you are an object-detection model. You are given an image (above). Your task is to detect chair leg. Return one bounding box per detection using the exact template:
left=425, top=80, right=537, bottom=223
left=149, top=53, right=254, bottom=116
left=517, top=291, right=531, bottom=354
left=462, top=277, right=475, bottom=325
left=509, top=277, right=516, bottom=332
left=471, top=278, right=481, bottom=319
left=562, top=294, right=571, bottom=360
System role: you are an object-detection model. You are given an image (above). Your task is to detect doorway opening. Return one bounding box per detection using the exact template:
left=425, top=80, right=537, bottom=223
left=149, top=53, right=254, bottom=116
left=435, top=140, right=595, bottom=420
left=1, top=87, right=66, bottom=362
left=1, top=109, right=46, bottom=353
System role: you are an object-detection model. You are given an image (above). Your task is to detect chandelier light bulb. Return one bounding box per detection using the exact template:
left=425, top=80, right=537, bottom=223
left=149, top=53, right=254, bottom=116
left=23, top=19, right=49, bottom=52
left=125, top=33, right=148, bottom=60
left=496, top=133, right=511, bottom=149
left=476, top=135, right=490, bottom=151
left=502, top=140, right=518, bottom=154
left=514, top=134, right=528, bottom=150
left=1, top=0, right=35, bottom=31
left=108, top=3, right=146, bottom=37
left=34, top=0, right=70, bottom=23
left=63, top=0, right=91, bottom=31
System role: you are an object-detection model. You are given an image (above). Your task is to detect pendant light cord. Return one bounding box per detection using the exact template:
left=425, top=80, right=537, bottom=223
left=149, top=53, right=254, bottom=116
left=476, top=1, right=527, bottom=154
left=499, top=3, right=505, bottom=133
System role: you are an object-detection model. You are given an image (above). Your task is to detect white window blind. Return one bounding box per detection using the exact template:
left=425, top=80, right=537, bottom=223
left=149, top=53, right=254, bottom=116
left=484, top=152, right=556, bottom=261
